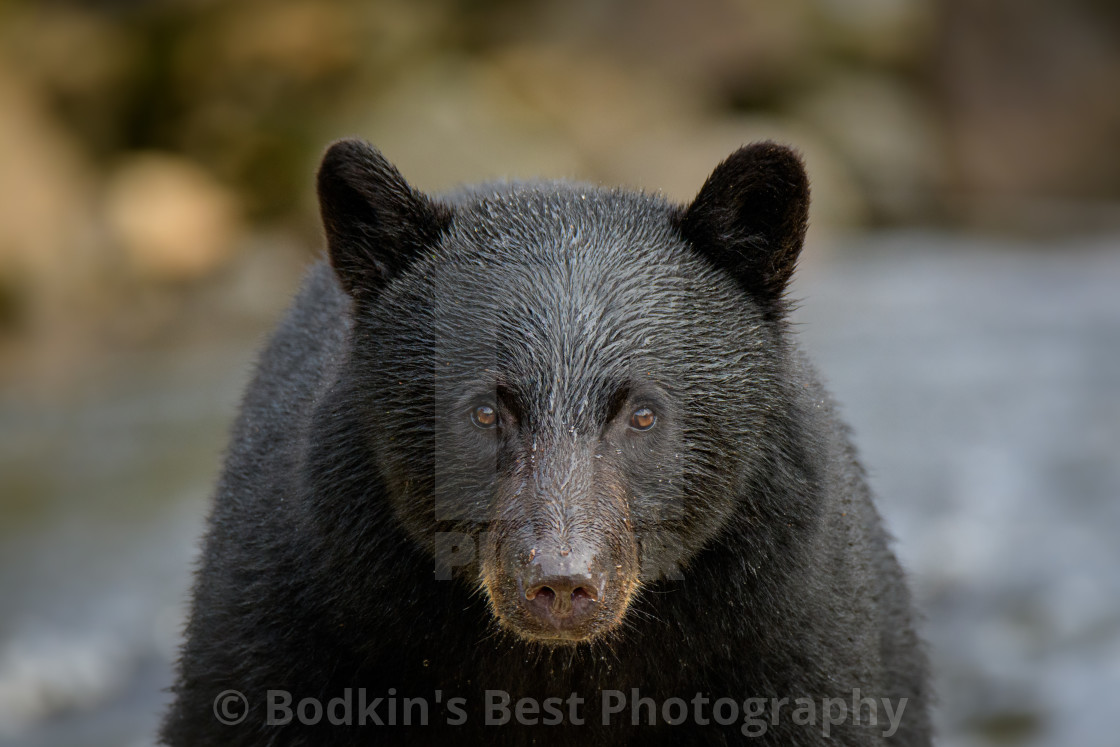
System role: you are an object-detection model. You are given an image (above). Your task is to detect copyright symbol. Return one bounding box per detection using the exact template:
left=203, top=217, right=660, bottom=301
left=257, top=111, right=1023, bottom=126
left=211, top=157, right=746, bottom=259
left=213, top=689, right=248, bottom=725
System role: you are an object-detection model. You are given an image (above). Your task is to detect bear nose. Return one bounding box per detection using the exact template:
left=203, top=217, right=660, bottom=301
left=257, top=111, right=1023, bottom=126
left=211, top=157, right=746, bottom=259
left=523, top=576, right=599, bottom=620
left=518, top=546, right=604, bottom=629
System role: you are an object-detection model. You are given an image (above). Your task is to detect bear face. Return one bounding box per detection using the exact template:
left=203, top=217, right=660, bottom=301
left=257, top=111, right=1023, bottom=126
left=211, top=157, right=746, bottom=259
left=316, top=140, right=810, bottom=645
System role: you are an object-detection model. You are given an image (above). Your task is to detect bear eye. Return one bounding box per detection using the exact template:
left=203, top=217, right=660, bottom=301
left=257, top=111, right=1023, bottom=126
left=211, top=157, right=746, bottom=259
left=629, top=407, right=656, bottom=431
left=471, top=404, right=498, bottom=429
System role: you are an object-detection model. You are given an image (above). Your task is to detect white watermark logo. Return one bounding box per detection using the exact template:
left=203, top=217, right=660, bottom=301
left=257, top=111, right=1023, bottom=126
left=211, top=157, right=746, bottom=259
left=213, top=687, right=908, bottom=737
left=212, top=689, right=248, bottom=726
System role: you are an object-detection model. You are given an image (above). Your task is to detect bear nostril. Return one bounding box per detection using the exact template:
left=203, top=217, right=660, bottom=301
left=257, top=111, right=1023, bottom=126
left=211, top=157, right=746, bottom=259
left=572, top=586, right=597, bottom=603
left=524, top=580, right=598, bottom=621
left=525, top=585, right=555, bottom=603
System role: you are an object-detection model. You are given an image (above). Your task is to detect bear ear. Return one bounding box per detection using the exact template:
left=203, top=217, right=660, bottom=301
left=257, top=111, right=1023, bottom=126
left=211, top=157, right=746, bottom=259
left=677, top=142, right=809, bottom=309
left=317, top=138, right=451, bottom=300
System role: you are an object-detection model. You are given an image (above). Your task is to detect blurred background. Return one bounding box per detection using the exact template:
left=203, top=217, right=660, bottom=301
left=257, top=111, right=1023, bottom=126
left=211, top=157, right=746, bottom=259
left=0, top=1, right=1117, bottom=745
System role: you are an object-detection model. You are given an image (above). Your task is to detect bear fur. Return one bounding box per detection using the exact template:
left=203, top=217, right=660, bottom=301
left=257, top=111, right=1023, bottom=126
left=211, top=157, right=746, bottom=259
left=161, top=139, right=931, bottom=746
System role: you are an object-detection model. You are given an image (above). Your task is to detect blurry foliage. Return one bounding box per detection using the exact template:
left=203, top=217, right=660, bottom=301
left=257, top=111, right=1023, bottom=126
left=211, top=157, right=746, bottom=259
left=4, top=0, right=372, bottom=221
left=0, top=0, right=1118, bottom=344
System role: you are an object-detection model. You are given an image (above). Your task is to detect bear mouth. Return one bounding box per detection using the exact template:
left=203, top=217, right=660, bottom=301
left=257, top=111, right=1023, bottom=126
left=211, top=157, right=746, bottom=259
left=488, top=591, right=626, bottom=645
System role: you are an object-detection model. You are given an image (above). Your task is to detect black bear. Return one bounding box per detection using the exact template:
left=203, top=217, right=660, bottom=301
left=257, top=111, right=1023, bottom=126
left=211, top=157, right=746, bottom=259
left=161, top=139, right=930, bottom=746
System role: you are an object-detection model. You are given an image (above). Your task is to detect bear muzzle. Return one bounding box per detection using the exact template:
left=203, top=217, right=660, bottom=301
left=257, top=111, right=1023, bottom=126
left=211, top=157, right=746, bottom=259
left=481, top=529, right=640, bottom=644
left=480, top=443, right=641, bottom=643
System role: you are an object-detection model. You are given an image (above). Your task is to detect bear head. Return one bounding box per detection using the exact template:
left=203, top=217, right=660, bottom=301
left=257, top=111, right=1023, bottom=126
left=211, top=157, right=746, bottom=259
left=315, top=138, right=810, bottom=645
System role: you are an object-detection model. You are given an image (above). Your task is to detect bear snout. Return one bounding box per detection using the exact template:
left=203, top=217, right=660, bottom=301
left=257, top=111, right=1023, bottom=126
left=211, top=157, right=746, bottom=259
left=482, top=526, right=639, bottom=644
